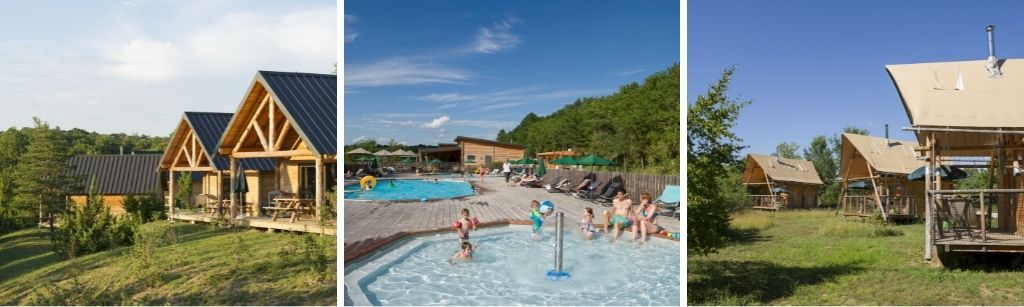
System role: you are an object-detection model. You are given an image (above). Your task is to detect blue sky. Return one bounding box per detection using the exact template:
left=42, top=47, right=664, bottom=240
left=0, top=0, right=335, bottom=136
left=343, top=0, right=680, bottom=146
left=689, top=1, right=1024, bottom=156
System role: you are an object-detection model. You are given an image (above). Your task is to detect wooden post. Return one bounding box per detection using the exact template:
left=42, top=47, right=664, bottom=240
left=216, top=170, right=224, bottom=218
left=315, top=155, right=325, bottom=222
left=230, top=158, right=237, bottom=220
left=867, top=165, right=887, bottom=221
left=924, top=134, right=933, bottom=260
left=168, top=170, right=175, bottom=220
left=981, top=191, right=987, bottom=243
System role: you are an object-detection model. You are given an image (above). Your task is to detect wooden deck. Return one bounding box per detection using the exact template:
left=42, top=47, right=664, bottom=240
left=169, top=211, right=335, bottom=235
left=934, top=230, right=1024, bottom=252
left=343, top=176, right=681, bottom=263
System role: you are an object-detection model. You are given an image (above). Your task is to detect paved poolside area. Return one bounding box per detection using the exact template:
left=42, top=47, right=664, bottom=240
left=342, top=175, right=680, bottom=262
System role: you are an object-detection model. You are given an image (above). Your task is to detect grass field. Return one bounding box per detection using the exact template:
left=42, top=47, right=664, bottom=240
left=688, top=210, right=1024, bottom=305
left=0, top=221, right=336, bottom=305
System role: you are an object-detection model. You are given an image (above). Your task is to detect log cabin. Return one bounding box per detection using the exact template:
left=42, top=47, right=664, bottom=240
left=67, top=154, right=163, bottom=215
left=741, top=154, right=823, bottom=209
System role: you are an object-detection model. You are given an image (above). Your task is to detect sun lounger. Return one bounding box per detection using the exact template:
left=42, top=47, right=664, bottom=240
left=573, top=180, right=602, bottom=200
left=655, top=185, right=680, bottom=219
left=595, top=182, right=624, bottom=205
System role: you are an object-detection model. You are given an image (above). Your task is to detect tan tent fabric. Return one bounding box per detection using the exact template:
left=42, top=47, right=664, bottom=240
left=887, top=59, right=1024, bottom=128
left=840, top=133, right=925, bottom=179
left=742, top=154, right=823, bottom=185
left=887, top=59, right=1024, bottom=156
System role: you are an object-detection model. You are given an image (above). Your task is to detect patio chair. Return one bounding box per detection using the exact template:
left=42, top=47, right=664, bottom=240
left=571, top=178, right=592, bottom=194
left=595, top=182, right=624, bottom=205
left=655, top=185, right=680, bottom=219
left=573, top=180, right=603, bottom=200
left=546, top=179, right=571, bottom=193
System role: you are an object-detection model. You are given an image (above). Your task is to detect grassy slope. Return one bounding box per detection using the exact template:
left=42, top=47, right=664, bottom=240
left=0, top=222, right=336, bottom=305
left=688, top=210, right=1024, bottom=305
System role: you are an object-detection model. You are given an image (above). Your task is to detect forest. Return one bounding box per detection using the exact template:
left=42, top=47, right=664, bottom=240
left=0, top=117, right=169, bottom=235
left=496, top=63, right=681, bottom=175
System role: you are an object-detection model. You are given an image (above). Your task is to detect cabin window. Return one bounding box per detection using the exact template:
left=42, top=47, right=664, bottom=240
left=485, top=155, right=493, bottom=164
left=466, top=155, right=476, bottom=162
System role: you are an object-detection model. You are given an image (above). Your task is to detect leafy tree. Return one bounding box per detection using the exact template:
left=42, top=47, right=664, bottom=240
left=122, top=193, right=166, bottom=223
left=52, top=180, right=136, bottom=259
left=772, top=142, right=800, bottom=159
left=804, top=135, right=835, bottom=185
left=957, top=169, right=991, bottom=190
left=687, top=67, right=749, bottom=256
left=819, top=127, right=871, bottom=208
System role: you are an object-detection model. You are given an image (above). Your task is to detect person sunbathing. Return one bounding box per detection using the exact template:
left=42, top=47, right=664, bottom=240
left=572, top=178, right=592, bottom=194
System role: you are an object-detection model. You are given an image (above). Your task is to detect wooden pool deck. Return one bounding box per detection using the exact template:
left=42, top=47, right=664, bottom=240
left=169, top=211, right=336, bottom=235
left=343, top=175, right=681, bottom=263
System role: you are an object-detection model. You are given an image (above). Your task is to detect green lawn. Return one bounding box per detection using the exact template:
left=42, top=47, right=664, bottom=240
left=688, top=210, right=1024, bottom=305
left=0, top=221, right=336, bottom=305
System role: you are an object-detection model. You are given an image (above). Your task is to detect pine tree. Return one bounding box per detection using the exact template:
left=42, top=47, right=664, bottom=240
left=13, top=118, right=77, bottom=241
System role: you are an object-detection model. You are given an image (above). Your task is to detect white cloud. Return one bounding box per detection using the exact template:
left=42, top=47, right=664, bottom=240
left=113, top=39, right=180, bottom=81
left=345, top=59, right=471, bottom=87
left=423, top=116, right=451, bottom=129
left=473, top=18, right=522, bottom=54
left=613, top=68, right=644, bottom=77
left=351, top=135, right=368, bottom=143
left=109, top=7, right=336, bottom=81
left=418, top=92, right=476, bottom=102
left=344, top=14, right=359, bottom=43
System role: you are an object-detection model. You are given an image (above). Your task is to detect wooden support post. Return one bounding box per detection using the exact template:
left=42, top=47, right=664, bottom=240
left=168, top=170, right=175, bottom=220
left=216, top=170, right=224, bottom=218
left=982, top=191, right=987, bottom=243
left=867, top=164, right=888, bottom=222
left=925, top=134, right=933, bottom=260
left=315, top=155, right=325, bottom=222
left=230, top=158, right=238, bottom=220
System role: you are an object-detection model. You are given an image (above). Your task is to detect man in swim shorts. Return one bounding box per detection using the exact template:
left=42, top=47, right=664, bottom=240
left=603, top=191, right=633, bottom=241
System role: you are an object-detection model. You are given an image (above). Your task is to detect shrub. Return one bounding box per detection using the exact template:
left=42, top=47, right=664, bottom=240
left=122, top=193, right=165, bottom=223
left=127, top=223, right=179, bottom=287
left=52, top=184, right=136, bottom=258
left=174, top=172, right=193, bottom=209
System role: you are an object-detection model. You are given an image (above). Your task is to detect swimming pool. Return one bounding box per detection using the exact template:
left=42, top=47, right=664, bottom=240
left=344, top=225, right=680, bottom=305
left=344, top=179, right=475, bottom=201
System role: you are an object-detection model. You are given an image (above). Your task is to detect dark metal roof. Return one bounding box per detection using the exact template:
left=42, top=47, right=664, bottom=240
left=183, top=112, right=276, bottom=171
left=259, top=71, right=337, bottom=155
left=67, top=154, right=162, bottom=195
left=453, top=136, right=526, bottom=149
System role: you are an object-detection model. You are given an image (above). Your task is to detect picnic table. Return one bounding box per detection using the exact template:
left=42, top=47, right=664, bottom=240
left=264, top=198, right=315, bottom=223
left=199, top=194, right=219, bottom=216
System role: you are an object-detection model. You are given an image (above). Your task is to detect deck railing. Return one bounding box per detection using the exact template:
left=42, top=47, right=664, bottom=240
left=841, top=195, right=918, bottom=218
left=929, top=190, right=1022, bottom=244
left=750, top=195, right=779, bottom=209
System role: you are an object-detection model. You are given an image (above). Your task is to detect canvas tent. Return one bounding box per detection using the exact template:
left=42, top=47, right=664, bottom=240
left=837, top=133, right=928, bottom=220
left=741, top=154, right=823, bottom=209
left=888, top=57, right=1024, bottom=257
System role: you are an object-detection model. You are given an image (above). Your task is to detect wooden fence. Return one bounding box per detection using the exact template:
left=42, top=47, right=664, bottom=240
left=541, top=168, right=679, bottom=203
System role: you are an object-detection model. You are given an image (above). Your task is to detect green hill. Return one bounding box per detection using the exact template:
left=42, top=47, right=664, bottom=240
left=0, top=222, right=336, bottom=305
left=497, top=63, right=680, bottom=175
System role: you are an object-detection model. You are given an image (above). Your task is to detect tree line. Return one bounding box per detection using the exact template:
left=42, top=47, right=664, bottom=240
left=496, top=63, right=681, bottom=175
left=0, top=117, right=169, bottom=236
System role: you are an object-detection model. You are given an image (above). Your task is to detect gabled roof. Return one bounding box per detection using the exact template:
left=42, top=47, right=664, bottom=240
left=840, top=133, right=924, bottom=178
left=217, top=71, right=337, bottom=156
left=454, top=136, right=526, bottom=149
left=742, top=154, right=823, bottom=185
left=160, top=112, right=275, bottom=171
left=68, top=154, right=162, bottom=195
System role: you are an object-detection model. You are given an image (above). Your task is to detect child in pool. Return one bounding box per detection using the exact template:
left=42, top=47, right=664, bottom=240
left=579, top=207, right=596, bottom=240
left=454, top=208, right=478, bottom=244
left=451, top=241, right=474, bottom=261
left=529, top=200, right=544, bottom=239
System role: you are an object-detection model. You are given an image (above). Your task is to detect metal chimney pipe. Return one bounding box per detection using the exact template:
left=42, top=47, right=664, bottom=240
left=987, top=25, right=996, bottom=59
left=885, top=124, right=890, bottom=146
left=119, top=145, right=124, bottom=155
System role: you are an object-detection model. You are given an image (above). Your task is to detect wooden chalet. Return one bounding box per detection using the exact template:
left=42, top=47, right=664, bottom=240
left=742, top=154, right=823, bottom=209
left=215, top=71, right=337, bottom=224
left=67, top=154, right=163, bottom=215
left=158, top=112, right=276, bottom=217
left=537, top=150, right=578, bottom=169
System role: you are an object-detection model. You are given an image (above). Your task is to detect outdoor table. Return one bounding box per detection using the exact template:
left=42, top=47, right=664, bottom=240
left=265, top=198, right=315, bottom=223
left=199, top=194, right=219, bottom=216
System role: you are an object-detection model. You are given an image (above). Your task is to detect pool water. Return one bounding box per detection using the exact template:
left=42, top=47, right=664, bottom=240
left=344, top=225, right=680, bottom=306
left=344, top=179, right=475, bottom=201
